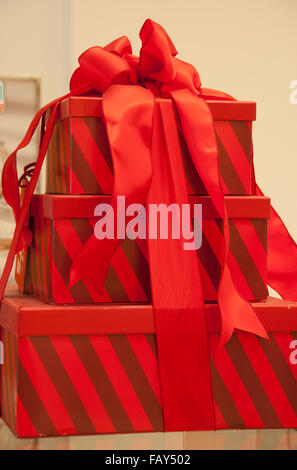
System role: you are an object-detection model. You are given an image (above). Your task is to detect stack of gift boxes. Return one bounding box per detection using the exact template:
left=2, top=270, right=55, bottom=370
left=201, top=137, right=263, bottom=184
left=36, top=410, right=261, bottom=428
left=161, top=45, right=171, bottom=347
left=1, top=95, right=297, bottom=438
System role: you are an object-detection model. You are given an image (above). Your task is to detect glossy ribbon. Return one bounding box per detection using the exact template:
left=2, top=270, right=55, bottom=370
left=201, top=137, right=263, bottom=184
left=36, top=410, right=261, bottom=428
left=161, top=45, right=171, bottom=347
left=1, top=19, right=296, bottom=431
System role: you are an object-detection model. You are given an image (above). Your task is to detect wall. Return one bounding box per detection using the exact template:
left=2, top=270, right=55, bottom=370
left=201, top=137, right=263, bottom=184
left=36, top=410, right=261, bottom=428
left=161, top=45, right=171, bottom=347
left=0, top=0, right=297, bottom=255
left=0, top=0, right=72, bottom=278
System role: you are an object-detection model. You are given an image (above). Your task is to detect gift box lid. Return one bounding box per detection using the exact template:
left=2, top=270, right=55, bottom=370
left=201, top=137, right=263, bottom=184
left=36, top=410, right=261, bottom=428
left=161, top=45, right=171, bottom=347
left=56, top=96, right=256, bottom=122
left=1, top=289, right=296, bottom=337
left=30, top=195, right=270, bottom=220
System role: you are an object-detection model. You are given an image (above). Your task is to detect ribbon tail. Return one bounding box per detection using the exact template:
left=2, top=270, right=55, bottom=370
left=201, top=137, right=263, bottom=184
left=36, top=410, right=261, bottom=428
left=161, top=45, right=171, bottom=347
left=200, top=87, right=236, bottom=101
left=2, top=150, right=31, bottom=253
left=69, top=84, right=154, bottom=291
left=171, top=89, right=268, bottom=349
left=0, top=103, right=58, bottom=302
left=2, top=151, right=20, bottom=220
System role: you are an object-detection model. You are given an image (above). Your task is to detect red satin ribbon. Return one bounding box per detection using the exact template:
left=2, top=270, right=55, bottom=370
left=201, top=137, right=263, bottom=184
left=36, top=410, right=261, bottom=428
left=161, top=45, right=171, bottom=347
left=0, top=19, right=295, bottom=431
left=146, top=99, right=214, bottom=429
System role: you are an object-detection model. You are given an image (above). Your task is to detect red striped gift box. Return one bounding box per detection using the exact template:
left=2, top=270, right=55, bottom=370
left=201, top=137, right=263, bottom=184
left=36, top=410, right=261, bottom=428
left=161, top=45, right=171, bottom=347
left=1, top=290, right=297, bottom=437
left=46, top=97, right=256, bottom=196
left=0, top=415, right=182, bottom=450
left=15, top=194, right=269, bottom=304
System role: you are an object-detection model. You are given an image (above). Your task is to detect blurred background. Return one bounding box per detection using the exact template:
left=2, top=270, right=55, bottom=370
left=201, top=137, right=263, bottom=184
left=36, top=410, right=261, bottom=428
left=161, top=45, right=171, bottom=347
left=0, top=0, right=296, bottom=270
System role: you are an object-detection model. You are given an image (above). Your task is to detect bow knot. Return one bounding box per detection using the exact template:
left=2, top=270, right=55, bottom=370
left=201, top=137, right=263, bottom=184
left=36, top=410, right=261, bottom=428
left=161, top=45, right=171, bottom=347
left=70, top=19, right=202, bottom=98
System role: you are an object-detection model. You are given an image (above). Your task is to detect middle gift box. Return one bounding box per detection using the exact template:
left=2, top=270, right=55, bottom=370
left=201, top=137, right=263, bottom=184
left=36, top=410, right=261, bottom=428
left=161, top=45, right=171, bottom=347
left=16, top=194, right=270, bottom=305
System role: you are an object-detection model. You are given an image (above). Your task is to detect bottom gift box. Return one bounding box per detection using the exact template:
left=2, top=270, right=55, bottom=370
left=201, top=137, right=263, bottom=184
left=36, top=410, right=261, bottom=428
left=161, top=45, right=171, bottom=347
left=1, top=289, right=297, bottom=437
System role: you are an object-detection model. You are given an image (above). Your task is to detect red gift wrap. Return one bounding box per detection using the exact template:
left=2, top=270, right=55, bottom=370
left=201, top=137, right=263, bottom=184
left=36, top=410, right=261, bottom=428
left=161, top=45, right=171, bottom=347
left=46, top=97, right=256, bottom=196
left=16, top=194, right=269, bottom=304
left=1, top=290, right=297, bottom=437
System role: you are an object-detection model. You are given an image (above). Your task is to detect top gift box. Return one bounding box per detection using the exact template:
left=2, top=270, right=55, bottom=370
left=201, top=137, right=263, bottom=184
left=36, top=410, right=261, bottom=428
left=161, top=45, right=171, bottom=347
left=46, top=96, right=256, bottom=196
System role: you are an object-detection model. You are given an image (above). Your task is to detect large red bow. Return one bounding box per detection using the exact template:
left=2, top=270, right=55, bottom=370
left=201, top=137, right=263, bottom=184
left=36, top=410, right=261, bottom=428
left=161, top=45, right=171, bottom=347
left=1, top=19, right=297, bottom=431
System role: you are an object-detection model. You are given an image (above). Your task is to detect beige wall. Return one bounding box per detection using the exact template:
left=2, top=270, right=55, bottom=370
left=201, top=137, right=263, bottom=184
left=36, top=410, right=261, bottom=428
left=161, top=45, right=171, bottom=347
left=1, top=0, right=297, bottom=238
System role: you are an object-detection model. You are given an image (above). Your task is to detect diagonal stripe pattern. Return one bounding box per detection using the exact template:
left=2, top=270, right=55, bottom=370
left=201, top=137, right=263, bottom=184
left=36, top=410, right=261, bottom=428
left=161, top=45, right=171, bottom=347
left=2, top=325, right=297, bottom=436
